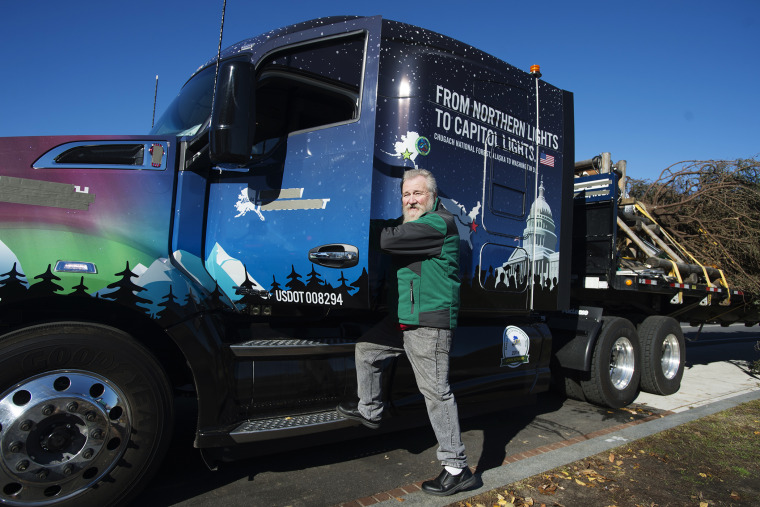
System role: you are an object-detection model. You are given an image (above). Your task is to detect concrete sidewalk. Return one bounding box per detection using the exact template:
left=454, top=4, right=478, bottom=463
left=635, top=358, right=759, bottom=413
left=356, top=338, right=760, bottom=507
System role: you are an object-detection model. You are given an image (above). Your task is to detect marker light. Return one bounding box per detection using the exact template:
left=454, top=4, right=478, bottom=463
left=54, top=261, right=97, bottom=274
left=530, top=64, right=542, bottom=77
left=625, top=278, right=634, bottom=286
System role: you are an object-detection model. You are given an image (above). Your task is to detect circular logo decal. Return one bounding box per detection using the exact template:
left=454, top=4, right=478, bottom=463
left=415, top=136, right=431, bottom=156
left=501, top=325, right=530, bottom=368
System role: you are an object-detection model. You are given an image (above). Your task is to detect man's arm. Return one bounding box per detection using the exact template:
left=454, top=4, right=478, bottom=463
left=379, top=214, right=448, bottom=257
left=370, top=217, right=402, bottom=251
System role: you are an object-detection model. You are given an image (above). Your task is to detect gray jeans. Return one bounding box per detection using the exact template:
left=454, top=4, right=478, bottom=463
left=355, top=316, right=467, bottom=468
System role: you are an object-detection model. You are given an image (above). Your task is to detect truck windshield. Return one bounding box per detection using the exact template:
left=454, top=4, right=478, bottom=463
left=150, top=65, right=216, bottom=136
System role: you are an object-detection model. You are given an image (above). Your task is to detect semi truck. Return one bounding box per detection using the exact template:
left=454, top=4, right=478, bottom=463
left=0, top=15, right=756, bottom=506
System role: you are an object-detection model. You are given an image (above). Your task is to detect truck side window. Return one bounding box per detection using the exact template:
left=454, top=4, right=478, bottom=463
left=253, top=34, right=365, bottom=153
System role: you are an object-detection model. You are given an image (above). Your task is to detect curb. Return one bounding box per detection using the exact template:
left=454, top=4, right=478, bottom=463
left=336, top=389, right=760, bottom=507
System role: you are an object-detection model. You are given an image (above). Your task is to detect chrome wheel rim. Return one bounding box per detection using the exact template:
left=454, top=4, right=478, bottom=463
left=0, top=370, right=131, bottom=505
left=660, top=333, right=681, bottom=380
left=609, top=337, right=635, bottom=390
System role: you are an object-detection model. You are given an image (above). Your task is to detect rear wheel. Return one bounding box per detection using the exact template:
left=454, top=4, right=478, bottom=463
left=581, top=317, right=641, bottom=408
left=0, top=322, right=173, bottom=506
left=637, top=316, right=685, bottom=395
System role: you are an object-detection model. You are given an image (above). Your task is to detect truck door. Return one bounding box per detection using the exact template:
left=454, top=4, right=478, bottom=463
left=204, top=18, right=381, bottom=312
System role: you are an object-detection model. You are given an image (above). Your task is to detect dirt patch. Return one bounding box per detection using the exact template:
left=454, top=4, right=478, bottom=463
left=451, top=399, right=760, bottom=507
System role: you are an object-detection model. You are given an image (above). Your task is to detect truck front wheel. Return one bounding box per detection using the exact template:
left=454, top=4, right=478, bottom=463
left=637, top=316, right=685, bottom=396
left=0, top=322, right=173, bottom=506
left=582, top=317, right=641, bottom=408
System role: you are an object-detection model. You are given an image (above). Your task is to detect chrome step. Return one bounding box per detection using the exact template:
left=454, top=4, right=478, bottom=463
left=230, top=337, right=355, bottom=357
left=229, top=409, right=358, bottom=443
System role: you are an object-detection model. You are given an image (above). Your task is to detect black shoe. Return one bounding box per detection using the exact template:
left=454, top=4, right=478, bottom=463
left=421, top=467, right=477, bottom=496
left=336, top=401, right=381, bottom=429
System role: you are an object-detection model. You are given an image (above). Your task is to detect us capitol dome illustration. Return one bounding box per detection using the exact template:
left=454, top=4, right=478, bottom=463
left=495, top=179, right=560, bottom=291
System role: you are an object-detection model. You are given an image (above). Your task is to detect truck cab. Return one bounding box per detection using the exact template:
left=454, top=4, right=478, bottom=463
left=0, top=16, right=575, bottom=506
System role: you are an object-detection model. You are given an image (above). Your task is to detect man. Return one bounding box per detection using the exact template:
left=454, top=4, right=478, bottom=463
left=337, top=169, right=476, bottom=496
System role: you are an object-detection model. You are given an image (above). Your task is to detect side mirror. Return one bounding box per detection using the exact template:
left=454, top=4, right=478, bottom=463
left=209, top=60, right=256, bottom=165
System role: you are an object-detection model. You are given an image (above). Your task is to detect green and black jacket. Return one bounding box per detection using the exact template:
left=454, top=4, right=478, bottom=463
left=372, top=198, right=461, bottom=329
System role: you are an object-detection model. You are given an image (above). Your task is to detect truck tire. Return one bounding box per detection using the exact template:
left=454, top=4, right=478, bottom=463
left=637, top=316, right=685, bottom=396
left=553, top=369, right=586, bottom=402
left=0, top=322, right=173, bottom=507
left=581, top=317, right=641, bottom=408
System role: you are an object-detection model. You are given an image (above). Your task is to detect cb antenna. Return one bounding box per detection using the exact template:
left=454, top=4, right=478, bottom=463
left=151, top=74, right=159, bottom=128
left=210, top=0, right=228, bottom=121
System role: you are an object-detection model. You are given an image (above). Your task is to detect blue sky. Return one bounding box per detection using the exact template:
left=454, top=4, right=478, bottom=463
left=1, top=0, right=758, bottom=181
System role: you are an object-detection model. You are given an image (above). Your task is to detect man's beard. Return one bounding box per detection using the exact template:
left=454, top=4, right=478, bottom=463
left=402, top=201, right=434, bottom=223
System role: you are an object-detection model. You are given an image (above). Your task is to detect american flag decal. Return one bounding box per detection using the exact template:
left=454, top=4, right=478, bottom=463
left=539, top=153, right=555, bottom=167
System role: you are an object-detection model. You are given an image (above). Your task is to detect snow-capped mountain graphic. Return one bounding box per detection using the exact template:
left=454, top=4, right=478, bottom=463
left=0, top=239, right=28, bottom=288
left=206, top=242, right=265, bottom=305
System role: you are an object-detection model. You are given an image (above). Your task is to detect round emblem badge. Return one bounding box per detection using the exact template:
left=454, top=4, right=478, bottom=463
left=501, top=325, right=530, bottom=368
left=415, top=136, right=431, bottom=156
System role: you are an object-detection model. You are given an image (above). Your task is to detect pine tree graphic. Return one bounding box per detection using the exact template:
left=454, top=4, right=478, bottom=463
left=69, top=276, right=89, bottom=296
left=185, top=289, right=199, bottom=307
left=270, top=275, right=281, bottom=293
left=285, top=265, right=306, bottom=291
left=104, top=261, right=151, bottom=315
left=156, top=285, right=183, bottom=321
left=28, top=265, right=64, bottom=297
left=335, top=271, right=355, bottom=301
left=235, top=266, right=261, bottom=308
left=350, top=268, right=369, bottom=304
left=0, top=262, right=29, bottom=300
left=207, top=283, right=226, bottom=309
left=305, top=265, right=324, bottom=289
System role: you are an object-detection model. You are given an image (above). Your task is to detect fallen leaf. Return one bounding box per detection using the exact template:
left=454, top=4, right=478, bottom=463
left=538, top=483, right=557, bottom=495
left=699, top=473, right=707, bottom=478
left=575, top=479, right=586, bottom=486
left=730, top=492, right=741, bottom=500
left=700, top=503, right=708, bottom=507
left=608, top=453, right=615, bottom=463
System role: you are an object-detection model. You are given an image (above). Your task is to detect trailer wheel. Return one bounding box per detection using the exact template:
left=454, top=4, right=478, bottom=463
left=0, top=322, right=173, bottom=507
left=637, top=316, right=685, bottom=395
left=581, top=317, right=641, bottom=408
